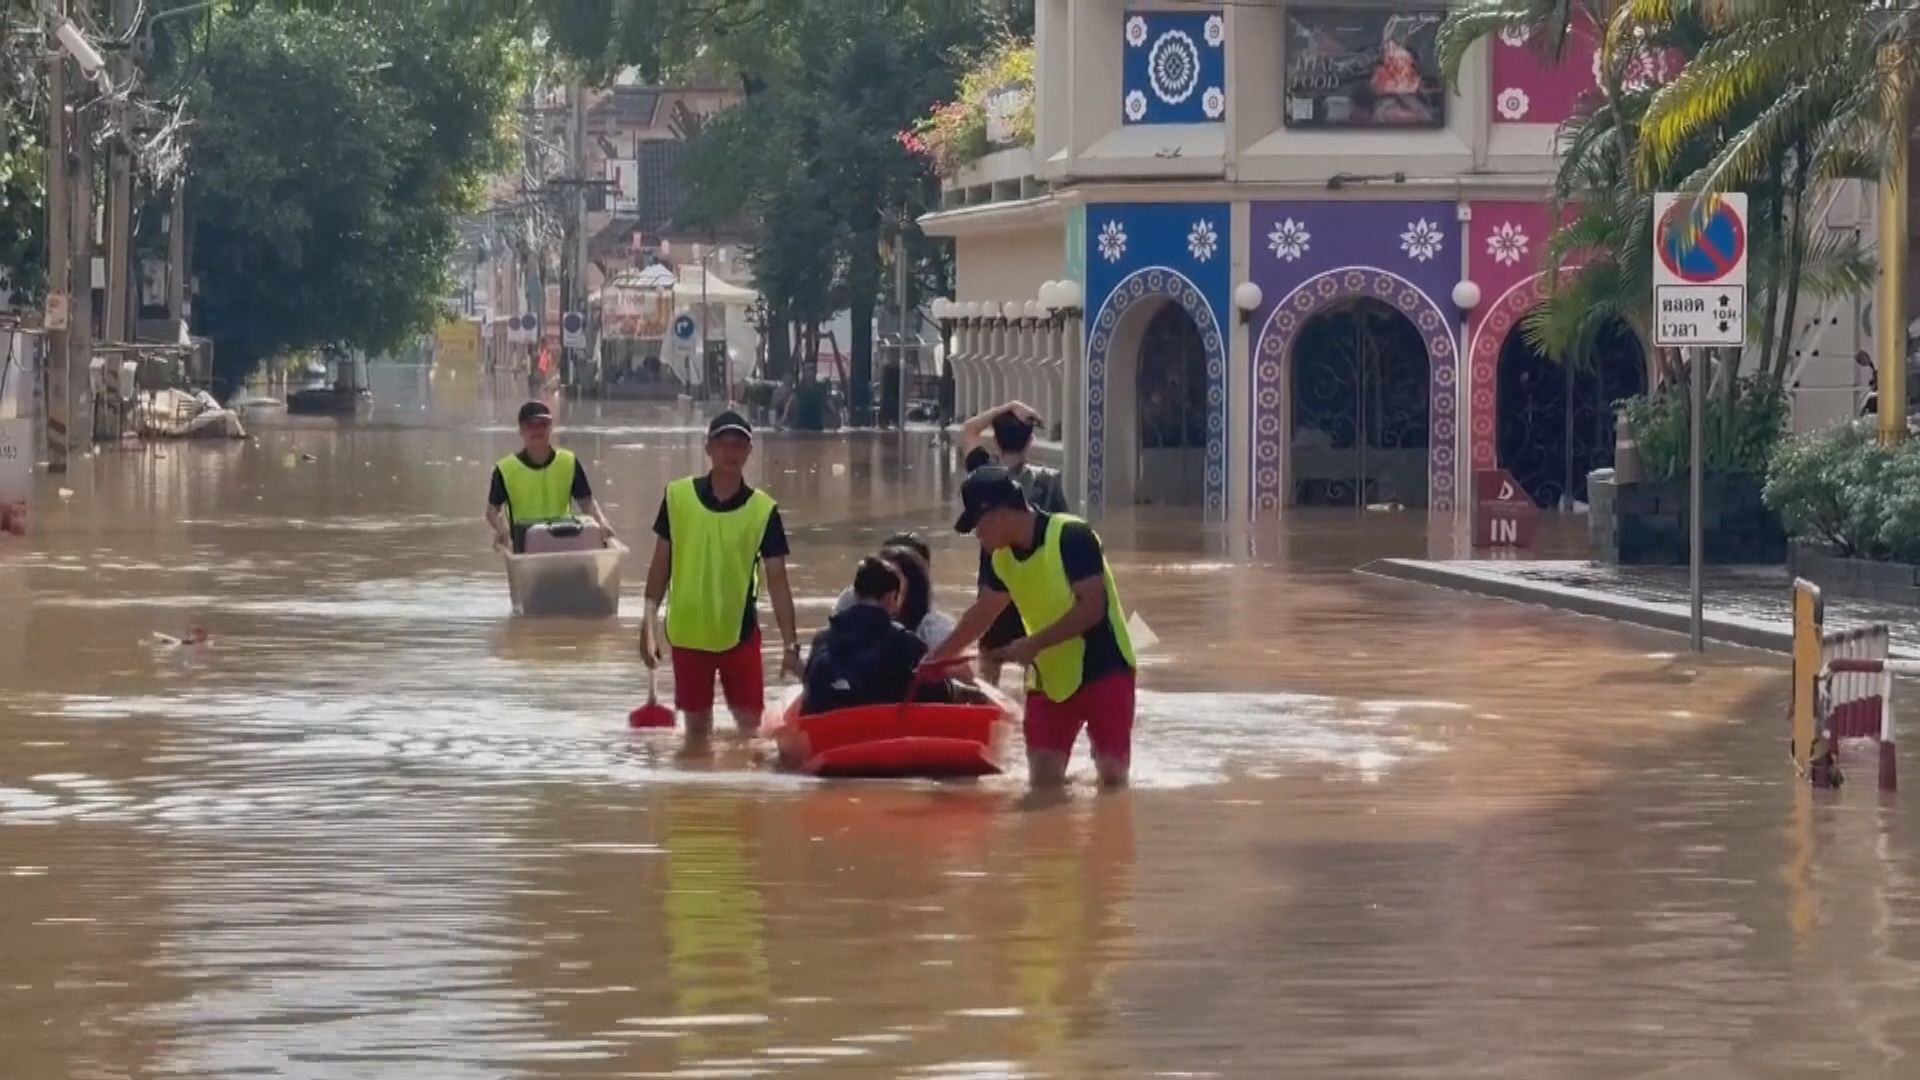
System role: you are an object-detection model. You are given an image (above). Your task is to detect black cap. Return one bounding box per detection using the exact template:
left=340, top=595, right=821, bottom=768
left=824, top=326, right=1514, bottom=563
left=955, top=465, right=1029, bottom=534
left=517, top=400, right=552, bottom=424
left=708, top=409, right=753, bottom=441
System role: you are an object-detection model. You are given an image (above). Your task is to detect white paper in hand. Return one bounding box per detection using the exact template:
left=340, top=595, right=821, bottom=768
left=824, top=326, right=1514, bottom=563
left=1126, top=611, right=1159, bottom=653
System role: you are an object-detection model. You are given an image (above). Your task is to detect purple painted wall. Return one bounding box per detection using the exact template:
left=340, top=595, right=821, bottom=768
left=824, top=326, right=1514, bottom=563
left=1245, top=200, right=1465, bottom=515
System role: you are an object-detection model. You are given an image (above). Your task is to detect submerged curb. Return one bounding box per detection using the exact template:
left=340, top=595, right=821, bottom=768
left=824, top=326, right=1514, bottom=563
left=1358, top=559, right=1797, bottom=654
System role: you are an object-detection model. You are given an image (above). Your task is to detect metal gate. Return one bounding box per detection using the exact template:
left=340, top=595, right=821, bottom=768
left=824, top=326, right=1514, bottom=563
left=1290, top=300, right=1431, bottom=508
left=1496, top=322, right=1645, bottom=509
left=1136, top=303, right=1208, bottom=506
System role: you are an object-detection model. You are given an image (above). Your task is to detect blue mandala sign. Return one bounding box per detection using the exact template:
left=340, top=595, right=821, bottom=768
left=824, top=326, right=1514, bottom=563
left=1123, top=11, right=1227, bottom=125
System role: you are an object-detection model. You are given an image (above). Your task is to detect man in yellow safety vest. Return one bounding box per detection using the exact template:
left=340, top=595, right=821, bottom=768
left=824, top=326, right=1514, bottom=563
left=927, top=466, right=1138, bottom=788
left=639, top=410, right=802, bottom=739
left=486, top=400, right=616, bottom=552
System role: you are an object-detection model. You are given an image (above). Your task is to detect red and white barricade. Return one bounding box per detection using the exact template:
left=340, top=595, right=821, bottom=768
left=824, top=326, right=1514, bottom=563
left=1820, top=649, right=1901, bottom=792
left=1791, top=579, right=1897, bottom=790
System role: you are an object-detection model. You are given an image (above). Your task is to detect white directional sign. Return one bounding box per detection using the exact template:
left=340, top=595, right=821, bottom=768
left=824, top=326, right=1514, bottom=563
left=1653, top=192, right=1748, bottom=347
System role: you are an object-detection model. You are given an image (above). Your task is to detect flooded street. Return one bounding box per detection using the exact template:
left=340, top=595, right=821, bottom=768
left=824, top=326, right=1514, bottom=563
left=5, top=384, right=1920, bottom=1078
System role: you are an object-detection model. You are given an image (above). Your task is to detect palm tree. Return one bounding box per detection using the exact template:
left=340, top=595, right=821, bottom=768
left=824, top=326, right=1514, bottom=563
left=1440, top=0, right=1871, bottom=396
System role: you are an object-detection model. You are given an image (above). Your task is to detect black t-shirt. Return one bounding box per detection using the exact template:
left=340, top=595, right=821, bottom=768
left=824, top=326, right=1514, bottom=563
left=978, top=512, right=1130, bottom=687
left=488, top=449, right=594, bottom=510
left=653, top=476, right=791, bottom=646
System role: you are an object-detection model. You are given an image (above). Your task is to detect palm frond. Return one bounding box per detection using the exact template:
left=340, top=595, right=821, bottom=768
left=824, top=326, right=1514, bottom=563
left=1637, top=15, right=1851, bottom=179
left=1795, top=226, right=1876, bottom=299
left=1438, top=0, right=1536, bottom=86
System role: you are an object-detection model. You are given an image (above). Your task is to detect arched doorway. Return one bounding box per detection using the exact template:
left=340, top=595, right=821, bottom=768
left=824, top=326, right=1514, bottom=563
left=1135, top=303, right=1208, bottom=505
left=1289, top=298, right=1432, bottom=508
left=1085, top=268, right=1229, bottom=516
left=1496, top=318, right=1646, bottom=508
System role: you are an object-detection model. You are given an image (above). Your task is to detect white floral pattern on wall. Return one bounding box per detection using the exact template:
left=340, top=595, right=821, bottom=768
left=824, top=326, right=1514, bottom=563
left=1123, top=10, right=1226, bottom=125
left=1188, top=219, right=1218, bottom=263
left=1400, top=219, right=1445, bottom=262
left=1496, top=87, right=1531, bottom=120
left=1098, top=220, right=1129, bottom=263
left=1486, top=222, right=1530, bottom=266
left=1267, top=218, right=1311, bottom=262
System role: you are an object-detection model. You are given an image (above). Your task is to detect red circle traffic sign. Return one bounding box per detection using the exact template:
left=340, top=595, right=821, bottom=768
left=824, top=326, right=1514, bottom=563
left=1658, top=199, right=1746, bottom=284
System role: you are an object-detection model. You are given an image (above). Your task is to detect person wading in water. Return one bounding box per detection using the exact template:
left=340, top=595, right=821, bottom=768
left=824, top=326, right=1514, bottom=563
left=959, top=400, right=1070, bottom=687
left=927, top=466, right=1137, bottom=789
left=486, top=400, right=616, bottom=553
left=639, top=410, right=802, bottom=741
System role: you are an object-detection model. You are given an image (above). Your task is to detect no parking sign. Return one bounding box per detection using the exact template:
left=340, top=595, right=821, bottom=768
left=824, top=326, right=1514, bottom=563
left=1653, top=192, right=1748, bottom=347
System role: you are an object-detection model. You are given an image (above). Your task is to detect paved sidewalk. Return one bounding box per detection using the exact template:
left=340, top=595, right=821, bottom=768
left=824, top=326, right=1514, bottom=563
left=1362, top=559, right=1920, bottom=657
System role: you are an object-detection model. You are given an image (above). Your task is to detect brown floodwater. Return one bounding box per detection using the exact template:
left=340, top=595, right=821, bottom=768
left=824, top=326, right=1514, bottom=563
left=4, top=372, right=1919, bottom=1078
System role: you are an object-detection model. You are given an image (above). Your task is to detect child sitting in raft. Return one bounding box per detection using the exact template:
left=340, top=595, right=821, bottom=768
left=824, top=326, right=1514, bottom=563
left=802, top=556, right=977, bottom=716
left=832, top=532, right=957, bottom=650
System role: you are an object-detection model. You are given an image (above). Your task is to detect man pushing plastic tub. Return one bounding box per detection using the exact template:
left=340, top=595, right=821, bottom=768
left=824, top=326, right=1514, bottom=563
left=639, top=410, right=802, bottom=740
left=486, top=400, right=617, bottom=553
left=925, top=466, right=1138, bottom=788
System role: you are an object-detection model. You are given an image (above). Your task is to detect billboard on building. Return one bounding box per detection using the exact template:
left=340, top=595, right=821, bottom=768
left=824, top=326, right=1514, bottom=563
left=1284, top=7, right=1446, bottom=129
left=602, top=285, right=674, bottom=340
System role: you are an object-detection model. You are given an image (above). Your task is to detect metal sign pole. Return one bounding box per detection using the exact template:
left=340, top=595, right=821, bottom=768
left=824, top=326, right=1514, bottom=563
left=1690, top=345, right=1705, bottom=653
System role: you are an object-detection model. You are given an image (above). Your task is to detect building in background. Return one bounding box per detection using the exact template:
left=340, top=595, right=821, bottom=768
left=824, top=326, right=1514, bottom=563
left=922, top=3, right=1871, bottom=522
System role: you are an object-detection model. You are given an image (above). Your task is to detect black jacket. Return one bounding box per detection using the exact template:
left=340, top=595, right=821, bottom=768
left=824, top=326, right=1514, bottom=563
left=802, top=604, right=936, bottom=716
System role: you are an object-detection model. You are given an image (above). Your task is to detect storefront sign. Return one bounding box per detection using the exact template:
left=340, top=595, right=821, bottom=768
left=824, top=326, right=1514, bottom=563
left=1285, top=7, right=1446, bottom=129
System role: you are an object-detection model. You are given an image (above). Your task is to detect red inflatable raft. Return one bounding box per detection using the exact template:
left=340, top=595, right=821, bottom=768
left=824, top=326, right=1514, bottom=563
left=766, top=690, right=1007, bottom=779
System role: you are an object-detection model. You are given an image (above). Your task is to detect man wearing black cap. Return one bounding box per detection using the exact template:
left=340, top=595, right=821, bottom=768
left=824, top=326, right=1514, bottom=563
left=486, top=400, right=616, bottom=553
left=925, top=466, right=1137, bottom=788
left=959, top=400, right=1070, bottom=686
left=639, top=410, right=801, bottom=739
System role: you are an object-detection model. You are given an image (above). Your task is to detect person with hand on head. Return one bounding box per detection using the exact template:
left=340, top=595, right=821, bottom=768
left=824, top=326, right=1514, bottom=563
left=924, top=466, right=1137, bottom=789
left=639, top=410, right=801, bottom=740
left=802, top=556, right=966, bottom=716
left=486, top=400, right=616, bottom=553
left=959, top=401, right=1071, bottom=686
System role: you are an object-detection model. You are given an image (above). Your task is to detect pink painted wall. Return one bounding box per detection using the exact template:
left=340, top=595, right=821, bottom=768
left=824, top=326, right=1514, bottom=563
left=1489, top=26, right=1597, bottom=127
left=1465, top=201, right=1576, bottom=470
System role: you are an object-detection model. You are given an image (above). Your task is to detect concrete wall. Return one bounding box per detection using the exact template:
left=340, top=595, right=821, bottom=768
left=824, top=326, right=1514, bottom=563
left=954, top=228, right=1068, bottom=307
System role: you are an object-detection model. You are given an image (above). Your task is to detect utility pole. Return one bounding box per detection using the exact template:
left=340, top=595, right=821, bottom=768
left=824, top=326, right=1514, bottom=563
left=105, top=0, right=136, bottom=359
left=894, top=229, right=908, bottom=428
left=565, top=76, right=585, bottom=392
left=70, top=76, right=95, bottom=445
left=44, top=45, right=70, bottom=472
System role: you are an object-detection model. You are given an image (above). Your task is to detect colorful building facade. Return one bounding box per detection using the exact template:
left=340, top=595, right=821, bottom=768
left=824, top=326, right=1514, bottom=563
left=922, top=2, right=1869, bottom=522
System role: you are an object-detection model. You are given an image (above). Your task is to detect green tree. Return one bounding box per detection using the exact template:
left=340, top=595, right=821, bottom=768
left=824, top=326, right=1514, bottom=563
left=186, top=6, right=515, bottom=383
left=671, top=2, right=1001, bottom=422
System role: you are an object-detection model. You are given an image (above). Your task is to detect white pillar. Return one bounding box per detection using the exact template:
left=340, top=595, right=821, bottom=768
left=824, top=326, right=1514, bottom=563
left=1229, top=200, right=1253, bottom=522
left=987, top=318, right=1007, bottom=409
left=1063, top=312, right=1086, bottom=507
left=1013, top=318, right=1034, bottom=415
left=948, top=321, right=971, bottom=421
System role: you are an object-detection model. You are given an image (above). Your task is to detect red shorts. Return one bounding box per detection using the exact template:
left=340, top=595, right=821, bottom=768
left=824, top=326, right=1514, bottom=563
left=671, top=629, right=765, bottom=713
left=1023, top=671, right=1136, bottom=766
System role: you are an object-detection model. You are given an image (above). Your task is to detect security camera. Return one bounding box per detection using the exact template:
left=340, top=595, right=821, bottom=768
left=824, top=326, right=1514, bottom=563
left=54, top=19, right=107, bottom=76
